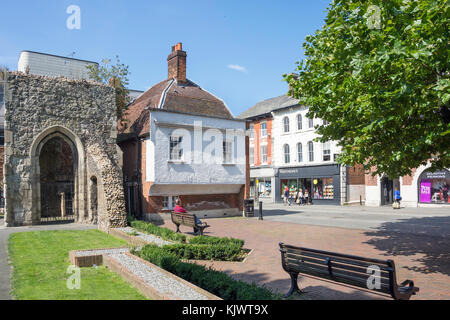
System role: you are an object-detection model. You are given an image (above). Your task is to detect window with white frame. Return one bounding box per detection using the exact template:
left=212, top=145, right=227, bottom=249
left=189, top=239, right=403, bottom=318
left=308, top=117, right=314, bottom=128
left=284, top=144, right=290, bottom=164
left=308, top=141, right=314, bottom=162
left=323, top=141, right=331, bottom=161
left=223, top=140, right=233, bottom=164
left=260, top=145, right=268, bottom=164
left=249, top=147, right=254, bottom=165
left=297, top=114, right=302, bottom=130
left=169, top=136, right=183, bottom=161
left=283, top=117, right=290, bottom=133
left=162, top=196, right=178, bottom=210
left=297, top=143, right=303, bottom=163
left=260, top=121, right=267, bottom=137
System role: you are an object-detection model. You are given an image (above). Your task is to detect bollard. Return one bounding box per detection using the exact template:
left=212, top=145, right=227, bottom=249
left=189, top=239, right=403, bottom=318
left=258, top=201, right=263, bottom=220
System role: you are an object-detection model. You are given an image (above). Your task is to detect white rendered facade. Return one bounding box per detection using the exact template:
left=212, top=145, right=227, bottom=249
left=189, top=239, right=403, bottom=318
left=146, top=109, right=247, bottom=196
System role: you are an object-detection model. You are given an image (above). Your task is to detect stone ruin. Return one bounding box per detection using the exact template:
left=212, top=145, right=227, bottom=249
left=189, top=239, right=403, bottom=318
left=2, top=72, right=127, bottom=230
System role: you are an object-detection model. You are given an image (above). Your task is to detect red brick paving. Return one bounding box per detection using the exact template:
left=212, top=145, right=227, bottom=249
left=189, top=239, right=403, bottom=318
left=160, top=217, right=450, bottom=300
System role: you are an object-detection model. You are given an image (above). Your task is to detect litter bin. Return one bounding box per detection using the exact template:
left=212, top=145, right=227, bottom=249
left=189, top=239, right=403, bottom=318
left=244, top=199, right=254, bottom=217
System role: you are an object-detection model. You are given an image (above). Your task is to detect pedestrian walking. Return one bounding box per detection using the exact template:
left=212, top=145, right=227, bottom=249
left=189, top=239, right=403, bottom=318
left=393, top=188, right=401, bottom=209
left=304, top=189, right=309, bottom=205
left=296, top=188, right=303, bottom=205
left=284, top=186, right=291, bottom=206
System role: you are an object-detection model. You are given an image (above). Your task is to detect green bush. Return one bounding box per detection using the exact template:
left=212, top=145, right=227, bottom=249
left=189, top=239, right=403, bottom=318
left=188, top=235, right=244, bottom=248
left=162, top=243, right=243, bottom=261
left=131, top=220, right=186, bottom=243
left=136, top=245, right=279, bottom=300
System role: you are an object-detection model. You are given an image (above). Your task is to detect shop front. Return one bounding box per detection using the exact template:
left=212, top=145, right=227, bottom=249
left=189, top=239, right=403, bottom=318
left=250, top=167, right=275, bottom=203
left=418, top=169, right=450, bottom=205
left=276, top=164, right=341, bottom=204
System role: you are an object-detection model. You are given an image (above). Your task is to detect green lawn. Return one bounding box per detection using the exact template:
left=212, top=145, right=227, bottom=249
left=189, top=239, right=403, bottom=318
left=8, top=229, right=147, bottom=300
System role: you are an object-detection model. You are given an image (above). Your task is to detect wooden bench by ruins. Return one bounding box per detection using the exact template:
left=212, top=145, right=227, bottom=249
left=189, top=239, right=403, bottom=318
left=171, top=212, right=209, bottom=236
left=279, top=243, right=419, bottom=300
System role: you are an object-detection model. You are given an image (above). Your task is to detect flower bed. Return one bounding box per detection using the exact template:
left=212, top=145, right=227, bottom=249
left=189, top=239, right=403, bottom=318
left=134, top=245, right=280, bottom=300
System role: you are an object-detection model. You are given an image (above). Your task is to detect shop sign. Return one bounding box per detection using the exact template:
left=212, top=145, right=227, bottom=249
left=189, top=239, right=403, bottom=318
left=422, top=170, right=450, bottom=180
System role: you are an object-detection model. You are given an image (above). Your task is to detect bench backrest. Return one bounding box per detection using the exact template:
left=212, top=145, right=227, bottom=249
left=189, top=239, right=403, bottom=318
left=171, top=212, right=196, bottom=227
left=279, top=243, right=394, bottom=295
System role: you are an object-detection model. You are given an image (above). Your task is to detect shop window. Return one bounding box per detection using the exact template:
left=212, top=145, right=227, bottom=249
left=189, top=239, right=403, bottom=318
left=260, top=145, right=268, bottom=164
left=313, top=177, right=334, bottom=200
left=284, top=144, right=290, bottom=164
left=297, top=114, right=302, bottom=130
left=257, top=178, right=272, bottom=198
left=281, top=179, right=298, bottom=199
left=283, top=117, right=290, bottom=133
left=323, top=141, right=331, bottom=161
left=418, top=169, right=450, bottom=204
left=308, top=141, right=314, bottom=162
left=297, top=143, right=303, bottom=163
left=169, top=136, right=183, bottom=161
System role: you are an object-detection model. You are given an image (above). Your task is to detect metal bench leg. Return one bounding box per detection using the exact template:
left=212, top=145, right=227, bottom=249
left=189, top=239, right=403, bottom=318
left=284, top=272, right=304, bottom=298
left=175, top=224, right=180, bottom=233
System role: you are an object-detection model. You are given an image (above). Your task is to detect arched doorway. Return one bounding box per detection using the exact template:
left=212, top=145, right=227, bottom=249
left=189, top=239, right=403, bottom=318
left=29, top=126, right=85, bottom=224
left=39, top=135, right=76, bottom=223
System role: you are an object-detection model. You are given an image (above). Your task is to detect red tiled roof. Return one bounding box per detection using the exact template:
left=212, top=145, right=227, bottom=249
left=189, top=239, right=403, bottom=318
left=119, top=78, right=233, bottom=138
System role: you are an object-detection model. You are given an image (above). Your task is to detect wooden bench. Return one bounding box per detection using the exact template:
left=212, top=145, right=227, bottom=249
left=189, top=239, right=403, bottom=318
left=171, top=212, right=209, bottom=236
left=279, top=243, right=419, bottom=300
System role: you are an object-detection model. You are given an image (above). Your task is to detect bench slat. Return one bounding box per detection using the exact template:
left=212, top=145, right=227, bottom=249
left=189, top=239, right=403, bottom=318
left=285, top=249, right=392, bottom=272
left=284, top=257, right=391, bottom=286
left=284, top=258, right=391, bottom=293
left=283, top=244, right=390, bottom=266
left=285, top=252, right=391, bottom=278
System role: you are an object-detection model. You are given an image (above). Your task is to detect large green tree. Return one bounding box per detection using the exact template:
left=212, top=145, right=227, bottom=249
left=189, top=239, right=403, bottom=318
left=285, top=0, right=449, bottom=178
left=86, top=56, right=130, bottom=119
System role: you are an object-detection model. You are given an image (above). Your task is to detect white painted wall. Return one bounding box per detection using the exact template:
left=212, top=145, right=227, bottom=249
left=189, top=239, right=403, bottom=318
left=18, top=51, right=97, bottom=80
left=272, top=106, right=342, bottom=168
left=147, top=110, right=246, bottom=187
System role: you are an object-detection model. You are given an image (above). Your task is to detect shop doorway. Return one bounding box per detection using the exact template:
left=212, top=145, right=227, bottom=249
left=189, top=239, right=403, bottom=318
left=380, top=177, right=393, bottom=206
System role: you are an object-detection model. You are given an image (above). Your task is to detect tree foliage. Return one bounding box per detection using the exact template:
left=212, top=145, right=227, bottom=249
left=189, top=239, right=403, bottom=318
left=285, top=0, right=449, bottom=178
left=86, top=56, right=130, bottom=119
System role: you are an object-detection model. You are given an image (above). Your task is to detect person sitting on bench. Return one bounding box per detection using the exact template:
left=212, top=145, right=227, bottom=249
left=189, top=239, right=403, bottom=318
left=174, top=199, right=206, bottom=234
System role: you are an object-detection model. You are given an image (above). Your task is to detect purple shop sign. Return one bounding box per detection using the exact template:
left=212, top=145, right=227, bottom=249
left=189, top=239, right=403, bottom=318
left=420, top=180, right=431, bottom=203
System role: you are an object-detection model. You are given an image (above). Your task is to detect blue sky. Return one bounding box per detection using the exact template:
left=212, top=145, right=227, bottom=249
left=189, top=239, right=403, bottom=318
left=0, top=0, right=330, bottom=116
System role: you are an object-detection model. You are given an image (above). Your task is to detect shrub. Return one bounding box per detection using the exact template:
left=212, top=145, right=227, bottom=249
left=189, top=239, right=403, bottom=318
left=162, top=243, right=243, bottom=261
left=131, top=220, right=186, bottom=243
left=136, top=246, right=279, bottom=300
left=188, top=235, right=244, bottom=248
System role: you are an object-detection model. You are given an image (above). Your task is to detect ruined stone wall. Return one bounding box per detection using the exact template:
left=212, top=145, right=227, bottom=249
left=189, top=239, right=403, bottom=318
left=3, top=72, right=126, bottom=229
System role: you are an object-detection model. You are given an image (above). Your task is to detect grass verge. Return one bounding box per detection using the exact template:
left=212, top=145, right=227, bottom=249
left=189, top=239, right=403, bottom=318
left=8, top=229, right=147, bottom=300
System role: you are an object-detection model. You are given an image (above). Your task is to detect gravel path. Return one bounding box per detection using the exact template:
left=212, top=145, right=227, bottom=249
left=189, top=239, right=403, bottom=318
left=109, top=252, right=210, bottom=300
left=116, top=227, right=174, bottom=247
left=74, top=247, right=129, bottom=257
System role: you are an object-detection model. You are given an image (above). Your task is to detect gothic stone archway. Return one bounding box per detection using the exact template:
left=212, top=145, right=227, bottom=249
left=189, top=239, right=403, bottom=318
left=30, top=126, right=86, bottom=224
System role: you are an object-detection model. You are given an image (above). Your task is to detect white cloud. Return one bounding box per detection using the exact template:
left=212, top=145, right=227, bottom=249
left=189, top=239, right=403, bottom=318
left=227, top=64, right=248, bottom=73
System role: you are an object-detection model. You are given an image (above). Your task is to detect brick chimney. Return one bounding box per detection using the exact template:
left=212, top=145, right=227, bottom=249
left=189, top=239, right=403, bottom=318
left=167, top=42, right=187, bottom=83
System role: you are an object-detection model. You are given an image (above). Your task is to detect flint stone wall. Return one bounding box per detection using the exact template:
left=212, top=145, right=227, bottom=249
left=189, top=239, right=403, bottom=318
left=3, top=72, right=127, bottom=229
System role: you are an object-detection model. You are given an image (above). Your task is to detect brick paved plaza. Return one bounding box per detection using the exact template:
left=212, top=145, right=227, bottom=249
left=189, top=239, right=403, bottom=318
left=160, top=205, right=450, bottom=300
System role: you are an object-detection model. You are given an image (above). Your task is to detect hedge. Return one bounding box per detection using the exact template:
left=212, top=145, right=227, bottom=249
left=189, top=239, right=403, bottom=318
left=162, top=243, right=244, bottom=261
left=130, top=220, right=187, bottom=243
left=188, top=235, right=244, bottom=248
left=136, top=245, right=279, bottom=300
